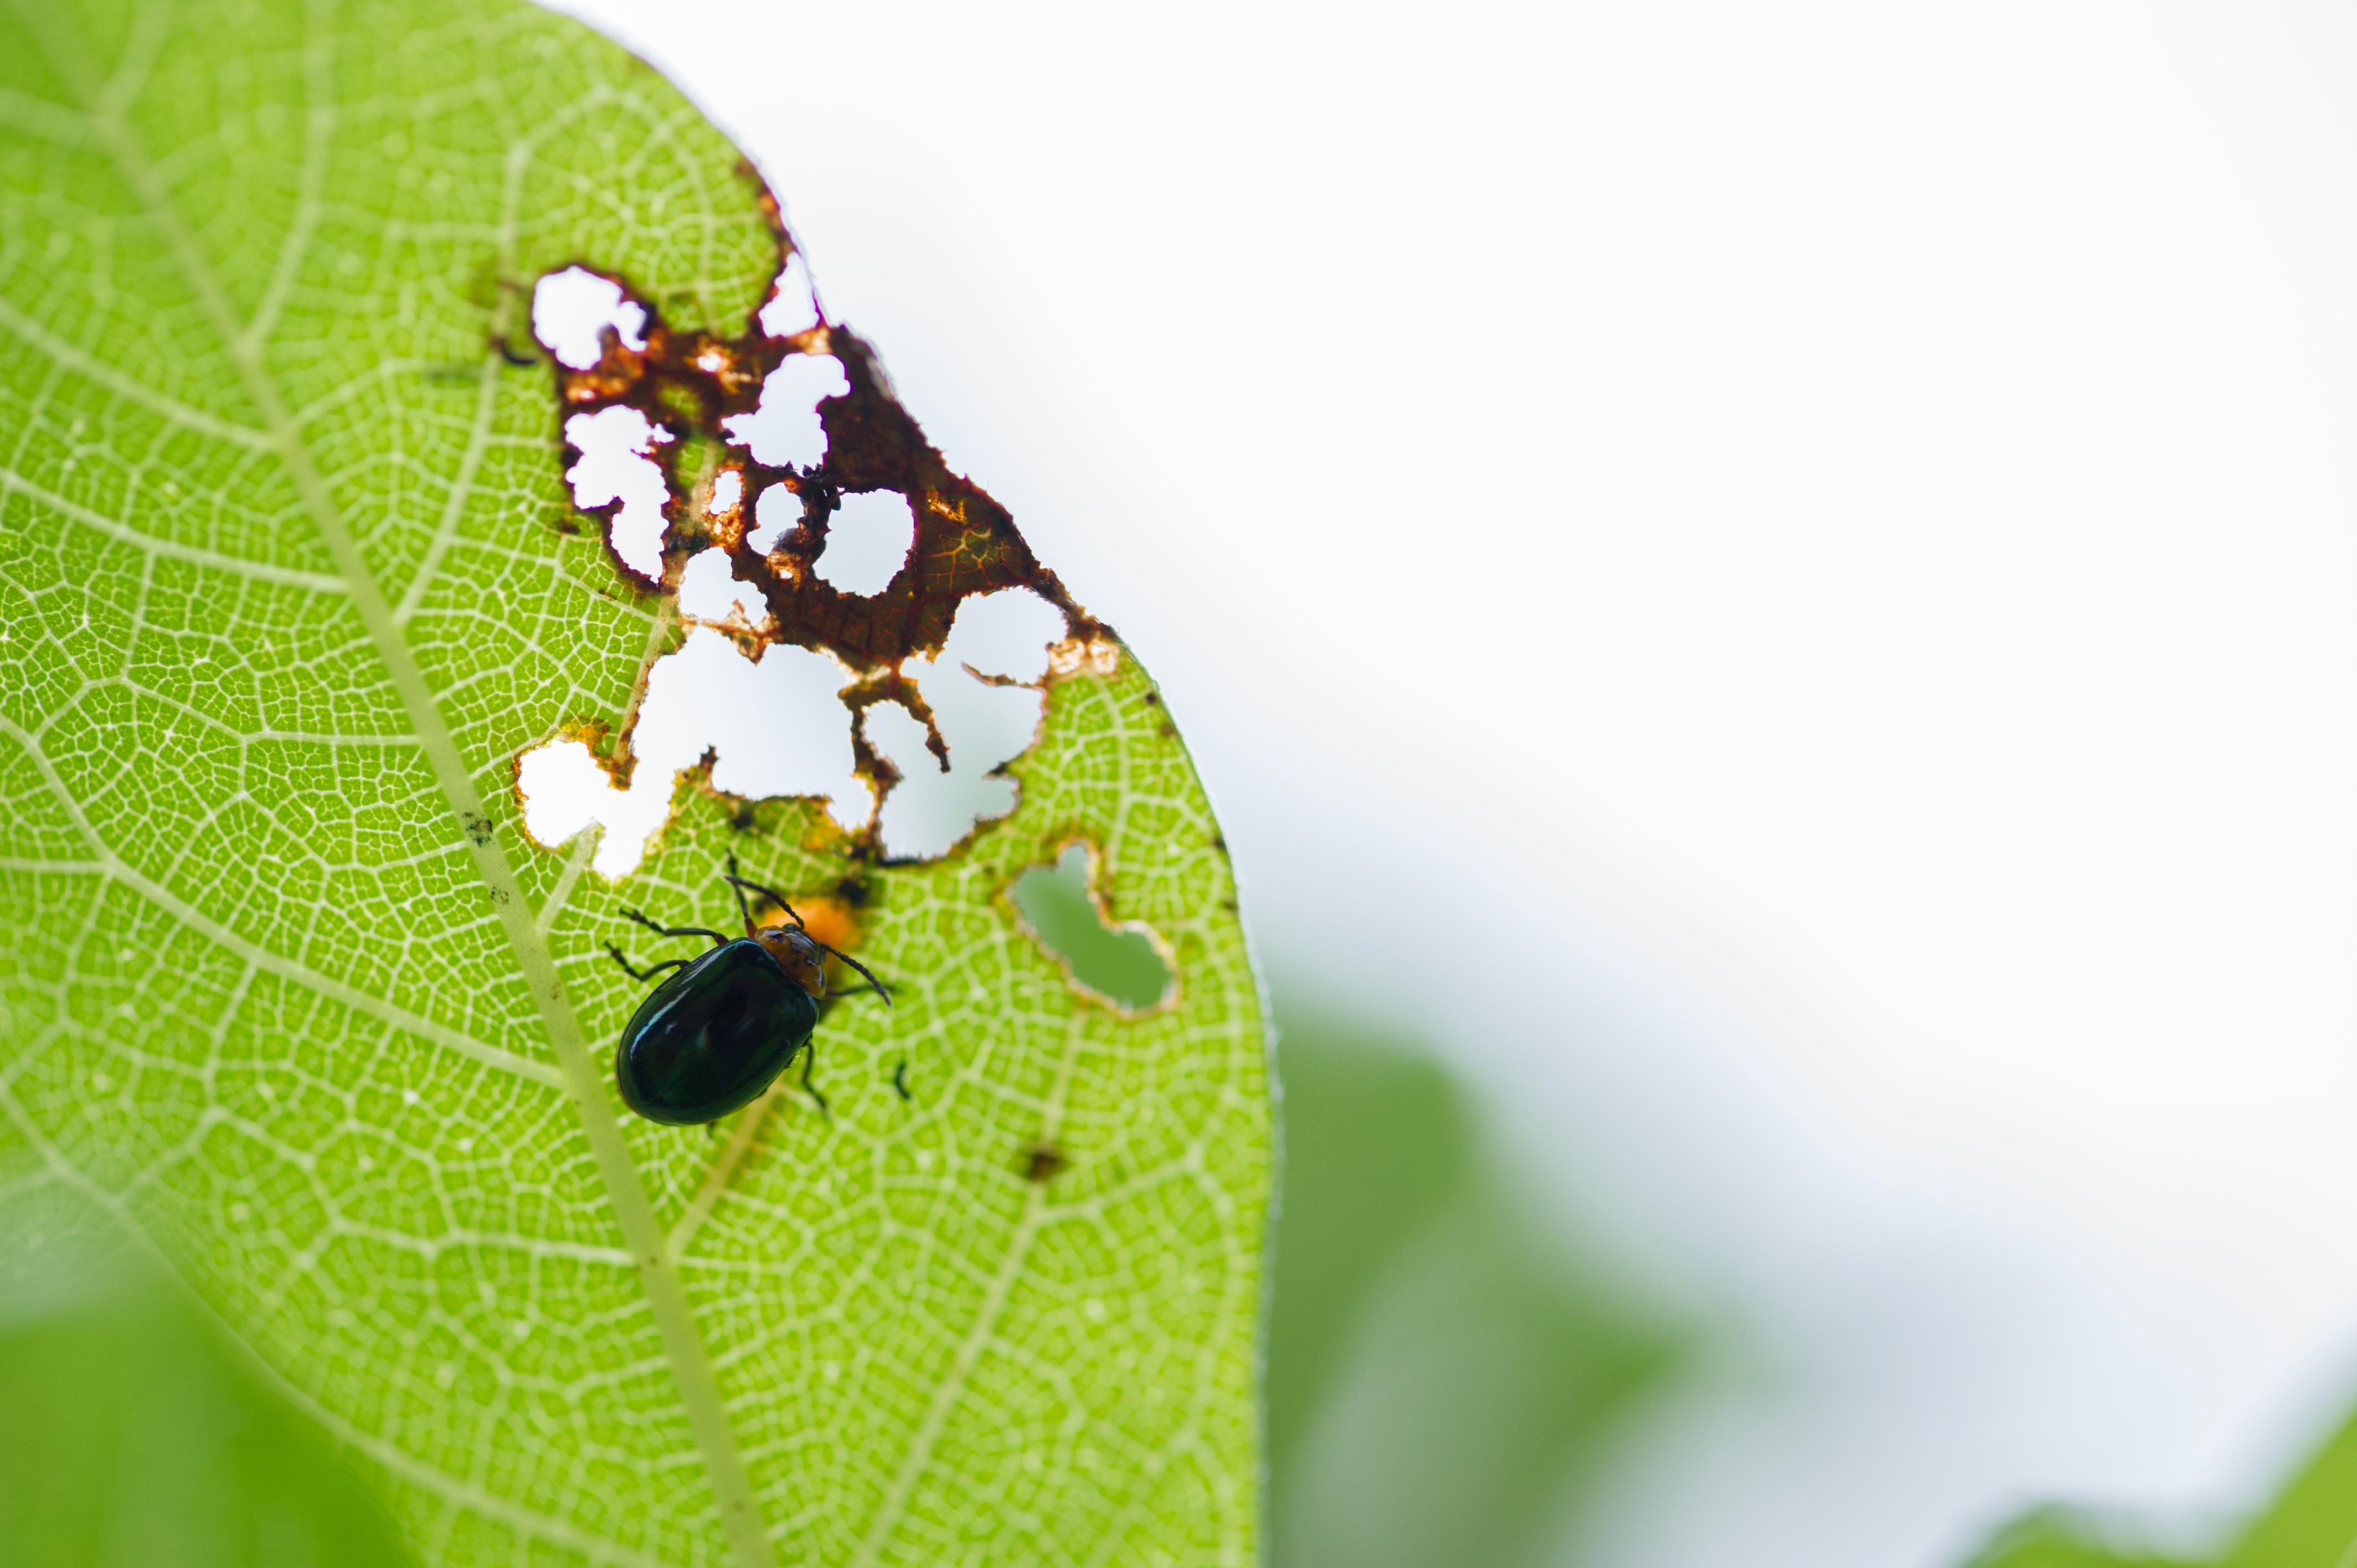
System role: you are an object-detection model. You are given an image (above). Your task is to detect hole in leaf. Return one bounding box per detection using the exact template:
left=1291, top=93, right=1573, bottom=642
left=677, top=548, right=769, bottom=628
left=947, top=586, right=1066, bottom=682
left=516, top=739, right=640, bottom=858
left=1011, top=844, right=1175, bottom=1013
left=721, top=352, right=848, bottom=469
left=869, top=698, right=1016, bottom=858
left=515, top=630, right=869, bottom=875
left=869, top=589, right=1064, bottom=859
left=563, top=405, right=672, bottom=581
left=705, top=467, right=744, bottom=517
left=532, top=269, right=650, bottom=370
left=745, top=481, right=800, bottom=554
left=815, top=491, right=915, bottom=596
left=758, top=250, right=822, bottom=337
left=518, top=249, right=1116, bottom=875
left=532, top=266, right=648, bottom=369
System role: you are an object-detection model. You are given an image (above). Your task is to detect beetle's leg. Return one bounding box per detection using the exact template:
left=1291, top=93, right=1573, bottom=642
left=815, top=943, right=892, bottom=1004
left=619, top=907, right=729, bottom=946
left=720, top=873, right=804, bottom=930
left=797, top=1040, right=830, bottom=1119
left=892, top=1057, right=912, bottom=1102
left=606, top=944, right=693, bottom=984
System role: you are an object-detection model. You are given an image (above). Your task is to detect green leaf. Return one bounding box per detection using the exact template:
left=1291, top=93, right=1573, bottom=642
left=0, top=2, right=1270, bottom=1565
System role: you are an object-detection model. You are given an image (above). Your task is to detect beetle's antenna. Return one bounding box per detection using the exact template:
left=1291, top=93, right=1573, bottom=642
left=723, top=853, right=754, bottom=929
left=720, top=873, right=804, bottom=930
left=815, top=942, right=892, bottom=1004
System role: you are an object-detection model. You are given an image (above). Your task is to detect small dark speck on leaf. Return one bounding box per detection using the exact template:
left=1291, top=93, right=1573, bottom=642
left=1142, top=692, right=1160, bottom=706
left=1022, top=1143, right=1069, bottom=1184
left=461, top=811, right=494, bottom=847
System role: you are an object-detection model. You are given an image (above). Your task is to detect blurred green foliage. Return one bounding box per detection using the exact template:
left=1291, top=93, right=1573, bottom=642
left=1969, top=1511, right=2208, bottom=1568
left=0, top=1218, right=412, bottom=1568
left=2226, top=1406, right=2357, bottom=1568
left=1266, top=1014, right=1691, bottom=1568
left=1970, top=1401, right=2357, bottom=1568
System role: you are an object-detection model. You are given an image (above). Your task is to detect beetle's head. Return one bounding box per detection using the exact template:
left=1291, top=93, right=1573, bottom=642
left=751, top=924, right=828, bottom=998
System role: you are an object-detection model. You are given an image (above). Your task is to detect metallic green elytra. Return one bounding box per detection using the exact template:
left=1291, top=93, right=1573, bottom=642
left=607, top=860, right=891, bottom=1126
left=615, top=940, right=820, bottom=1125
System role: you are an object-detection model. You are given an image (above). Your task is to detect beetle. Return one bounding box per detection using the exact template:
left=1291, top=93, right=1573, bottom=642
left=605, top=856, right=891, bottom=1126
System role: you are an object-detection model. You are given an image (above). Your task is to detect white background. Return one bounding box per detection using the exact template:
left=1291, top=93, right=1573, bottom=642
left=539, top=3, right=2357, bottom=1562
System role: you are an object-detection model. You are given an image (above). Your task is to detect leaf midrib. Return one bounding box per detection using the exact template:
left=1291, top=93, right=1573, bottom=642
left=31, top=7, right=780, bottom=1564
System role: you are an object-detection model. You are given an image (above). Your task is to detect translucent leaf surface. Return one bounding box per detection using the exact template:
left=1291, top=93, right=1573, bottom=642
left=0, top=2, right=1270, bottom=1564
left=0, top=1213, right=416, bottom=1568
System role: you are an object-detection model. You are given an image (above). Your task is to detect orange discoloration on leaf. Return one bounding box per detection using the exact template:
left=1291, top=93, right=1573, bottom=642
left=550, top=227, right=1108, bottom=679
left=548, top=199, right=1116, bottom=846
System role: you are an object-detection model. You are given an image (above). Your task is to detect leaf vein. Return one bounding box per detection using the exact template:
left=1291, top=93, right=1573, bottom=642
left=53, top=17, right=783, bottom=1561
left=0, top=291, right=275, bottom=448
left=0, top=466, right=345, bottom=592
left=0, top=711, right=562, bottom=1086
left=0, top=1101, right=686, bottom=1568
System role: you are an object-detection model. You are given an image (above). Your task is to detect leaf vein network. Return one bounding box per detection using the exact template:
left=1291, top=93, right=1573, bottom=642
left=9, top=8, right=782, bottom=1559
left=0, top=708, right=560, bottom=1084
left=0, top=1086, right=683, bottom=1568
left=0, top=467, right=348, bottom=594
